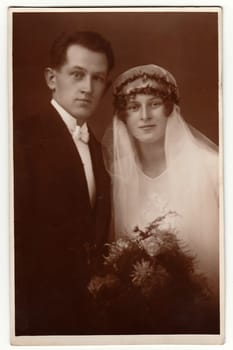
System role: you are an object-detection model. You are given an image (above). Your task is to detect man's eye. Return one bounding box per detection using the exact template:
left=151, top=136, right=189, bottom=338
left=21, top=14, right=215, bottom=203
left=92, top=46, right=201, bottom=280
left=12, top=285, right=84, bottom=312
left=94, top=75, right=105, bottom=82
left=72, top=71, right=84, bottom=79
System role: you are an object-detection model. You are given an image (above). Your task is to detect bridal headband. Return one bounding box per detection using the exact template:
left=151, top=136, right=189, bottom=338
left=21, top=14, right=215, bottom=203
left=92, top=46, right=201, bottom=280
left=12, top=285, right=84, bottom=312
left=113, top=64, right=179, bottom=109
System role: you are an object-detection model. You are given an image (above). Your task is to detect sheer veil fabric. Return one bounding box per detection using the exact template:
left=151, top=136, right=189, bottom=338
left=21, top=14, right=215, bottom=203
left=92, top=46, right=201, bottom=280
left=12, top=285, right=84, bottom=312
left=103, top=105, right=219, bottom=293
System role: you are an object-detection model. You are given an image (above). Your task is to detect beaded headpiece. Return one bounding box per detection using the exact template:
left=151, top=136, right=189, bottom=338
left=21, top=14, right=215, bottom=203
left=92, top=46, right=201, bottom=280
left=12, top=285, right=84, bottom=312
left=113, top=64, right=179, bottom=110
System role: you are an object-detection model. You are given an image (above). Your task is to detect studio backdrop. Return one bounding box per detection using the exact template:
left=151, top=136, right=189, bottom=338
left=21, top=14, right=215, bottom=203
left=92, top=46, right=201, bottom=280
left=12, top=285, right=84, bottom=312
left=12, top=9, right=219, bottom=142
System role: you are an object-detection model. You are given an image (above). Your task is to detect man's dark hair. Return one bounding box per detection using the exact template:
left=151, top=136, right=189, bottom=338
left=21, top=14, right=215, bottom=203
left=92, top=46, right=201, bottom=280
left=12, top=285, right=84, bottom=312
left=49, top=31, right=114, bottom=72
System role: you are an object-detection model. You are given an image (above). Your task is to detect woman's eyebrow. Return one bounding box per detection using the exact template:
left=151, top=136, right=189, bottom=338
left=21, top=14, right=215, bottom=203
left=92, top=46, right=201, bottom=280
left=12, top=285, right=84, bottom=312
left=148, top=96, right=163, bottom=101
left=127, top=98, right=138, bottom=103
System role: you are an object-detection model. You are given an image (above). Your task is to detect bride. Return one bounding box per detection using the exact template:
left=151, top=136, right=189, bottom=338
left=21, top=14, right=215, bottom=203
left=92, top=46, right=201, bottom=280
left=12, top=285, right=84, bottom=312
left=103, top=64, right=220, bottom=297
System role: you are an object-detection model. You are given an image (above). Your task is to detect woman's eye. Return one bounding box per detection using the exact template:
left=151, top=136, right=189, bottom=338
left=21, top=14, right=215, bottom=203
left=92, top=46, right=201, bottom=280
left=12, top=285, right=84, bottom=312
left=151, top=100, right=162, bottom=108
left=127, top=104, right=139, bottom=111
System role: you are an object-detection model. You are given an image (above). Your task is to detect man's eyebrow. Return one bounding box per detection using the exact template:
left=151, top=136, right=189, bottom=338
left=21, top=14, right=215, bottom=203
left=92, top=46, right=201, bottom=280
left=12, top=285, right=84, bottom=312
left=70, top=65, right=107, bottom=76
left=70, top=65, right=86, bottom=71
left=92, top=71, right=108, bottom=77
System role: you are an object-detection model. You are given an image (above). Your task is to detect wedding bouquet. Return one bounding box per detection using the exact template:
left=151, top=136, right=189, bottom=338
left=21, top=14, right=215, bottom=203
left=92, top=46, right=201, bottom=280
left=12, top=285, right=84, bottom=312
left=87, top=212, right=218, bottom=334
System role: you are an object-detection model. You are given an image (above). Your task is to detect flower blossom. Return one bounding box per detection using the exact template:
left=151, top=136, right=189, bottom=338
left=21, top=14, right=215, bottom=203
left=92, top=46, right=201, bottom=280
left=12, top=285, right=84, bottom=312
left=141, top=236, right=161, bottom=257
left=88, top=274, right=119, bottom=297
left=130, top=259, right=154, bottom=287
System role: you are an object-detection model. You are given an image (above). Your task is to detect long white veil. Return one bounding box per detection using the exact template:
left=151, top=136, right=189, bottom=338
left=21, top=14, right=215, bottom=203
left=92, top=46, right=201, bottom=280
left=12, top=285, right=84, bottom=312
left=103, top=105, right=219, bottom=291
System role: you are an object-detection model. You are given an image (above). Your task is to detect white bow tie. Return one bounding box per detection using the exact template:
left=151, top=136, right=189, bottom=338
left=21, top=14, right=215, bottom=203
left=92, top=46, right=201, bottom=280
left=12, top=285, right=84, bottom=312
left=72, top=125, right=90, bottom=143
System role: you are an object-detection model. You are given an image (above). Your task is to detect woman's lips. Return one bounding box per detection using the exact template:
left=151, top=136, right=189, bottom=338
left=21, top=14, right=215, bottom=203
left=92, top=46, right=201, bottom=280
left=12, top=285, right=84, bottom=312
left=139, top=124, right=156, bottom=129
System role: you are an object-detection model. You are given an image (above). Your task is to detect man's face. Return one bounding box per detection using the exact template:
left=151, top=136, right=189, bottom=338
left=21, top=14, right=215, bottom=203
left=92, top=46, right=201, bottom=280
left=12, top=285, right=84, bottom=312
left=47, top=44, right=109, bottom=124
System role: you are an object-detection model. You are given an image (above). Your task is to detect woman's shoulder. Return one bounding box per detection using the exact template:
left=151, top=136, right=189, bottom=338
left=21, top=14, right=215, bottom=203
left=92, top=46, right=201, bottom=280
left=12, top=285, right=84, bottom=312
left=200, top=147, right=219, bottom=198
left=194, top=132, right=218, bottom=166
left=202, top=147, right=219, bottom=170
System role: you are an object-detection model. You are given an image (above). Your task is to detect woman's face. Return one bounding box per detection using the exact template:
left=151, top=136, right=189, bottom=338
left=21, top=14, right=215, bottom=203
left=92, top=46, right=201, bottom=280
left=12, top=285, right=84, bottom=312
left=125, top=94, right=168, bottom=145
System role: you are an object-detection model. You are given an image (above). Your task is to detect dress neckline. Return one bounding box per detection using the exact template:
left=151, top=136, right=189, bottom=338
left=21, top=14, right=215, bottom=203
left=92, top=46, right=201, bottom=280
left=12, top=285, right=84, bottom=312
left=137, top=165, right=168, bottom=181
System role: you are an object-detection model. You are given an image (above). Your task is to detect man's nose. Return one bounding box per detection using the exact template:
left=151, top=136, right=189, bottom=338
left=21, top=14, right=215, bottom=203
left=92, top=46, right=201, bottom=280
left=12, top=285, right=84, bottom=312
left=81, top=75, right=92, bottom=94
left=141, top=105, right=151, bottom=121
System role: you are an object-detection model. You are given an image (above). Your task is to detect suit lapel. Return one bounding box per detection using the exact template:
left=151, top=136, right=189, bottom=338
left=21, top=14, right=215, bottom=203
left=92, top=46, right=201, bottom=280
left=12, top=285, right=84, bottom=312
left=88, top=130, right=111, bottom=248
left=39, top=104, right=91, bottom=209
left=88, top=130, right=102, bottom=197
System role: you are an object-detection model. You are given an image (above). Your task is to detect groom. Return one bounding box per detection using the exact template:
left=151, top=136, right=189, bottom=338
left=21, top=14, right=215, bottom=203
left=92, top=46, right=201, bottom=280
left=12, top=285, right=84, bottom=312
left=14, top=31, right=114, bottom=335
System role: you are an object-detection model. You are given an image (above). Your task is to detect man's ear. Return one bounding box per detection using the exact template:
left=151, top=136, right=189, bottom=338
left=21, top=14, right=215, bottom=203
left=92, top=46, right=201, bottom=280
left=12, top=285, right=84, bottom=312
left=44, top=67, right=57, bottom=91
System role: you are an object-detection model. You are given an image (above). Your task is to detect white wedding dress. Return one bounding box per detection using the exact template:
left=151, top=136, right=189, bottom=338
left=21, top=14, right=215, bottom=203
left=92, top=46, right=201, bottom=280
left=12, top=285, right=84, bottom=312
left=137, top=167, right=179, bottom=229
left=103, top=106, right=220, bottom=294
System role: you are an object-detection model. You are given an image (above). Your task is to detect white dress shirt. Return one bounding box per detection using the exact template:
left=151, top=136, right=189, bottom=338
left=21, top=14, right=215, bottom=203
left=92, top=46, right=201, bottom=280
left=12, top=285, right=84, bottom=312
left=51, top=99, right=96, bottom=207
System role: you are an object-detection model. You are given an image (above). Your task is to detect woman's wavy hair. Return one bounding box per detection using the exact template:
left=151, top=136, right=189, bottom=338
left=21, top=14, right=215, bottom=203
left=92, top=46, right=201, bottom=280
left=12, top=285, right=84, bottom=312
left=114, top=82, right=179, bottom=121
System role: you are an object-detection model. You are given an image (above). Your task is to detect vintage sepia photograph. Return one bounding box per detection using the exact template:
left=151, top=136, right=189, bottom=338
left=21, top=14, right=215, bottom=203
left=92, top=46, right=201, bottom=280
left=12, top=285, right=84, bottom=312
left=10, top=7, right=223, bottom=346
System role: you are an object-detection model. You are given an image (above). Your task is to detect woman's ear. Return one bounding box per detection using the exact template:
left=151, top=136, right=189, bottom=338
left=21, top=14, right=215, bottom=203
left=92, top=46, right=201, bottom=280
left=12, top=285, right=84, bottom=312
left=164, top=100, right=175, bottom=117
left=44, top=67, right=57, bottom=91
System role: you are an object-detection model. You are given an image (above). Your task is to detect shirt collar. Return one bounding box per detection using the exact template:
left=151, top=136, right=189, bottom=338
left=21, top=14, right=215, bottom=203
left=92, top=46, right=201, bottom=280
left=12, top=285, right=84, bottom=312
left=51, top=99, right=87, bottom=134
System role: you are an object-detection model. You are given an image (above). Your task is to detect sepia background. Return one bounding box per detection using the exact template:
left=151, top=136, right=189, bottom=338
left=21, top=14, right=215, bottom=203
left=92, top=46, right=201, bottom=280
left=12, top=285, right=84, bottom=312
left=13, top=10, right=219, bottom=143
left=0, top=0, right=232, bottom=348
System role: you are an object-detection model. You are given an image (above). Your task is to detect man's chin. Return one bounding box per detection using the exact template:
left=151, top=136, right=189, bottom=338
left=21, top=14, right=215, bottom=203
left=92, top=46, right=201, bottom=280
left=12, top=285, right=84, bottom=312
left=72, top=112, right=91, bottom=125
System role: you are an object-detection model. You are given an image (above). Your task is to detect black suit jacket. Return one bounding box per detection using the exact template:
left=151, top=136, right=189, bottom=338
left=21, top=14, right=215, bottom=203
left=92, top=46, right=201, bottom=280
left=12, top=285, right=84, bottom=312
left=14, top=104, right=111, bottom=335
